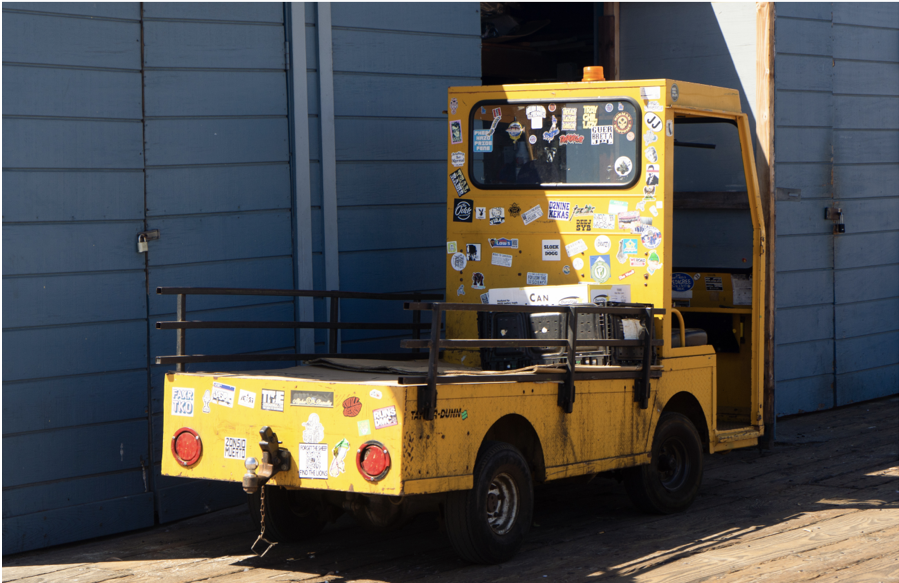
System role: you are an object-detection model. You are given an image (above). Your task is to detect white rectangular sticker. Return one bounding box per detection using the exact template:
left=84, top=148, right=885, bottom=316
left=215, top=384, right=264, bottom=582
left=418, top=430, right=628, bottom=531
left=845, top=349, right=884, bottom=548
left=261, top=389, right=285, bottom=412
left=297, top=443, right=329, bottom=479
left=522, top=204, right=543, bottom=225
left=593, top=214, right=615, bottom=230
left=527, top=273, right=548, bottom=285
left=211, top=382, right=235, bottom=408
left=591, top=125, right=614, bottom=145
left=373, top=405, right=399, bottom=430
left=171, top=387, right=194, bottom=417
left=565, top=239, right=588, bottom=257
left=492, top=252, right=513, bottom=267
left=238, top=389, right=256, bottom=409
left=608, top=200, right=629, bottom=215
left=224, top=437, right=246, bottom=460
left=542, top=240, right=561, bottom=261
left=547, top=201, right=570, bottom=220
left=640, top=86, right=661, bottom=100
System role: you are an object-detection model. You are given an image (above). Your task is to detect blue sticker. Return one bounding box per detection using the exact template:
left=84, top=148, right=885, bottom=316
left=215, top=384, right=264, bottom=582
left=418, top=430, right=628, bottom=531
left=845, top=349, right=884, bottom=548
left=672, top=272, right=694, bottom=292
left=473, top=129, right=493, bottom=153
left=590, top=255, right=611, bottom=283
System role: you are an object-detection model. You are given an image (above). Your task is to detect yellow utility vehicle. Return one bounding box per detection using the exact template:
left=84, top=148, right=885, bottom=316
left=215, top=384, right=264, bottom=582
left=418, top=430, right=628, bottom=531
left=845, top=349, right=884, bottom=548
left=159, top=71, right=766, bottom=564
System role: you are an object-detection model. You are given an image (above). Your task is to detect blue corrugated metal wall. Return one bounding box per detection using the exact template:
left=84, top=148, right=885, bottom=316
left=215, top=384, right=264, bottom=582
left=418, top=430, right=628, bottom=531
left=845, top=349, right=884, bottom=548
left=2, top=2, right=155, bottom=553
left=773, top=2, right=899, bottom=414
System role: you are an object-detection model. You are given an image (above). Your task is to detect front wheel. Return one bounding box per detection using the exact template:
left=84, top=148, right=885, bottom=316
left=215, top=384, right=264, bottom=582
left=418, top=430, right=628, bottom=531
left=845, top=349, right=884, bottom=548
left=625, top=412, right=704, bottom=514
left=247, top=485, right=329, bottom=542
left=444, top=441, right=533, bottom=564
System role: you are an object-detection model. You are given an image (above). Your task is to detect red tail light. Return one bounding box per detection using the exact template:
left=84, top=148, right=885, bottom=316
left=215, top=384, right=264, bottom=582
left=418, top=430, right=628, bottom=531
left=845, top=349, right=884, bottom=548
left=356, top=441, right=390, bottom=481
left=172, top=427, right=202, bottom=467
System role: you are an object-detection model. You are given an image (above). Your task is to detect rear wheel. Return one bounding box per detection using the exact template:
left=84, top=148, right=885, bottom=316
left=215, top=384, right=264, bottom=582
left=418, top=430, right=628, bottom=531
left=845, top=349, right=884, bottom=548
left=625, top=412, right=704, bottom=514
left=247, top=485, right=329, bottom=542
left=445, top=441, right=533, bottom=564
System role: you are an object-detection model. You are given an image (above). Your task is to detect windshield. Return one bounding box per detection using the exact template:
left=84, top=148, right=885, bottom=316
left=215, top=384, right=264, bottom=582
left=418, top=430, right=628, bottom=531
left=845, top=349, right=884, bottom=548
left=469, top=100, right=641, bottom=189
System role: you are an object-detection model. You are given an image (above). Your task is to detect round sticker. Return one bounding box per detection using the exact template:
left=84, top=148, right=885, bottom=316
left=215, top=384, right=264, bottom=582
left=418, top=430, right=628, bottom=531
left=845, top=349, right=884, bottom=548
left=605, top=103, right=614, bottom=113
left=563, top=265, right=571, bottom=275
left=506, top=122, right=523, bottom=143
left=614, top=156, right=633, bottom=177
left=573, top=257, right=584, bottom=270
left=591, top=257, right=611, bottom=283
left=595, top=235, right=611, bottom=253
left=528, top=134, right=537, bottom=145
left=451, top=252, right=468, bottom=271
left=548, top=103, right=556, bottom=112
left=645, top=146, right=659, bottom=163
left=626, top=131, right=635, bottom=142
left=671, top=272, right=694, bottom=292
left=671, top=83, right=679, bottom=102
left=640, top=226, right=662, bottom=249
left=644, top=112, right=663, bottom=133
left=613, top=111, right=633, bottom=134
left=694, top=273, right=701, bottom=280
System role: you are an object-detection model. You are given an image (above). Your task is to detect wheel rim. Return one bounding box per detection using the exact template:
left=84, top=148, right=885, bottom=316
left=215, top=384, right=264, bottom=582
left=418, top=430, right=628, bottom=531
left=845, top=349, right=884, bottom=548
left=485, top=472, right=519, bottom=535
left=656, top=437, right=690, bottom=491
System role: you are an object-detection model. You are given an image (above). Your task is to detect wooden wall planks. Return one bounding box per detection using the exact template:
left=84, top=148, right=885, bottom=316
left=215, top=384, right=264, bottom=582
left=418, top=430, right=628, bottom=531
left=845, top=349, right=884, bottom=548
left=2, top=170, right=145, bottom=222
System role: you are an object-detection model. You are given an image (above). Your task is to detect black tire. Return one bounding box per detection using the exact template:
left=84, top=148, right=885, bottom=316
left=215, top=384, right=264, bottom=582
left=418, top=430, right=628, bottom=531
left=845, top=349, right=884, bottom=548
left=444, top=441, right=533, bottom=564
left=247, top=485, right=329, bottom=542
left=625, top=412, right=704, bottom=514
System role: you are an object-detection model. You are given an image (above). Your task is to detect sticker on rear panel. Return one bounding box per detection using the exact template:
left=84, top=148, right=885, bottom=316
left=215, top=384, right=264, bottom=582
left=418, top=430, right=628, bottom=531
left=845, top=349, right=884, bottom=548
left=171, top=387, right=194, bottom=417
left=705, top=276, right=724, bottom=291
left=565, top=239, right=588, bottom=257
left=542, top=240, right=561, bottom=261
left=329, top=438, right=351, bottom=477
left=302, top=413, right=325, bottom=443
left=211, top=382, right=235, bottom=408
left=522, top=204, right=543, bottom=225
left=369, top=389, right=383, bottom=400
left=527, top=272, right=548, bottom=285
left=548, top=201, right=570, bottom=220
left=640, top=86, right=661, bottom=100
left=261, top=389, right=285, bottom=412
left=291, top=391, right=334, bottom=408
left=450, top=120, right=463, bottom=144
left=238, top=389, right=255, bottom=409
left=451, top=151, right=465, bottom=167
left=373, top=405, right=399, bottom=430
left=492, top=252, right=513, bottom=267
left=202, top=390, right=211, bottom=414
left=224, top=437, right=246, bottom=460
left=343, top=397, right=362, bottom=417
left=358, top=419, right=372, bottom=436
left=590, top=255, right=611, bottom=283
left=298, top=443, right=328, bottom=479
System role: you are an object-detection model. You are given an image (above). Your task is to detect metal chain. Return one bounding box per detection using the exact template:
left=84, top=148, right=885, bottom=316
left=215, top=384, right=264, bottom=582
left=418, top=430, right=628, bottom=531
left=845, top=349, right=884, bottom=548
left=251, top=484, right=277, bottom=557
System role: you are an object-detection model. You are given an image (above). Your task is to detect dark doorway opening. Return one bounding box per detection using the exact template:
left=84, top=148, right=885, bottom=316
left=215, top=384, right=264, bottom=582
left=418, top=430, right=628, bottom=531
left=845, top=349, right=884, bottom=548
left=480, top=2, right=616, bottom=85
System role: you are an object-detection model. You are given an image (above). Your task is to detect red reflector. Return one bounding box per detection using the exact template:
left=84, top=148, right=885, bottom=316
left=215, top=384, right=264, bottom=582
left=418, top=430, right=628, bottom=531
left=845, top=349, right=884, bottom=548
left=356, top=441, right=390, bottom=482
left=172, top=427, right=202, bottom=467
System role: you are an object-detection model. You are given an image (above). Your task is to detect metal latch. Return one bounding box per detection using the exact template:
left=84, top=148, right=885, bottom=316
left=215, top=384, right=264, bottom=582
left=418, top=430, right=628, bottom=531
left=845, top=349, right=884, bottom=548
left=243, top=426, right=292, bottom=494
left=137, top=229, right=160, bottom=253
left=825, top=208, right=845, bottom=234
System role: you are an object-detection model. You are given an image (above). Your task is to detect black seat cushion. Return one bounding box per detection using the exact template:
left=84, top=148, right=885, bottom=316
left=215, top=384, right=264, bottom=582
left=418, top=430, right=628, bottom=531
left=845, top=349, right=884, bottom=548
left=671, top=328, right=708, bottom=348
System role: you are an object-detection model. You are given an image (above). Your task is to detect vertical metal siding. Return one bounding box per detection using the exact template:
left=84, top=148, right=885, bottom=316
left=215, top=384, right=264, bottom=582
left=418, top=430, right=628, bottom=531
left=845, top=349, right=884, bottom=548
left=1, top=2, right=154, bottom=554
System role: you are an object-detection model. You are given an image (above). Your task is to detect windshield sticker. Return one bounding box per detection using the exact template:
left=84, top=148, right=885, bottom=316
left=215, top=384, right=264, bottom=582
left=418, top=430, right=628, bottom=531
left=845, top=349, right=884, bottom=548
left=614, top=156, right=633, bottom=177
left=582, top=105, right=599, bottom=129
left=292, top=391, right=334, bottom=408
left=224, top=437, right=246, bottom=460
left=171, top=387, right=194, bottom=417
left=238, top=389, right=256, bottom=409
left=522, top=204, right=543, bottom=225
left=526, top=104, right=546, bottom=129
left=591, top=125, right=614, bottom=145
left=561, top=107, right=578, bottom=131
left=559, top=133, right=584, bottom=145
left=605, top=103, right=614, bottom=113
left=627, top=131, right=635, bottom=142
left=473, top=129, right=493, bottom=152
left=453, top=199, right=473, bottom=223
left=528, top=134, right=537, bottom=145
left=492, top=252, right=513, bottom=267
left=472, top=272, right=485, bottom=289
left=613, top=111, right=633, bottom=134
left=451, top=151, right=465, bottom=167
left=450, top=169, right=470, bottom=197
left=374, top=405, right=399, bottom=429
left=489, top=237, right=518, bottom=248
left=593, top=213, right=615, bottom=230
left=527, top=272, right=548, bottom=285
left=565, top=239, right=588, bottom=257
left=542, top=115, right=560, bottom=142
left=645, top=112, right=663, bottom=134
left=542, top=240, right=561, bottom=261
left=595, top=235, right=611, bottom=253
left=548, top=201, right=570, bottom=220
left=450, top=120, right=463, bottom=144
left=261, top=389, right=285, bottom=412
left=466, top=243, right=481, bottom=262
left=211, top=382, right=235, bottom=408
left=489, top=206, right=505, bottom=225
left=451, top=251, right=467, bottom=271
left=506, top=122, right=524, bottom=143
left=590, top=255, right=611, bottom=283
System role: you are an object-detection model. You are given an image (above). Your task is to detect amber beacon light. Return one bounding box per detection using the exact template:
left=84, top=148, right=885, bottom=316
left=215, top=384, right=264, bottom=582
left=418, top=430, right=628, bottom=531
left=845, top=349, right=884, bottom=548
left=582, top=66, right=605, bottom=82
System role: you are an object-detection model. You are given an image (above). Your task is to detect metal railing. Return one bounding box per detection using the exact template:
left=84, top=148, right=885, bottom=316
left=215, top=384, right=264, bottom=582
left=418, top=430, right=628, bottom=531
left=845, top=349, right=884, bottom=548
left=398, top=302, right=666, bottom=419
left=155, top=287, right=443, bottom=371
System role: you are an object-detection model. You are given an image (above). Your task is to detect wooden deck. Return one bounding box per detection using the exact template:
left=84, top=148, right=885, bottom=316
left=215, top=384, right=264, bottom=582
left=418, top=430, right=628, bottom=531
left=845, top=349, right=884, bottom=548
left=5, top=395, right=897, bottom=583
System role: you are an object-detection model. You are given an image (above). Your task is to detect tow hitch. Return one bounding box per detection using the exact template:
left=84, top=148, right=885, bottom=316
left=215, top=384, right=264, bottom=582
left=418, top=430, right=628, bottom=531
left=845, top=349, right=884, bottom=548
left=243, top=426, right=292, bottom=494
